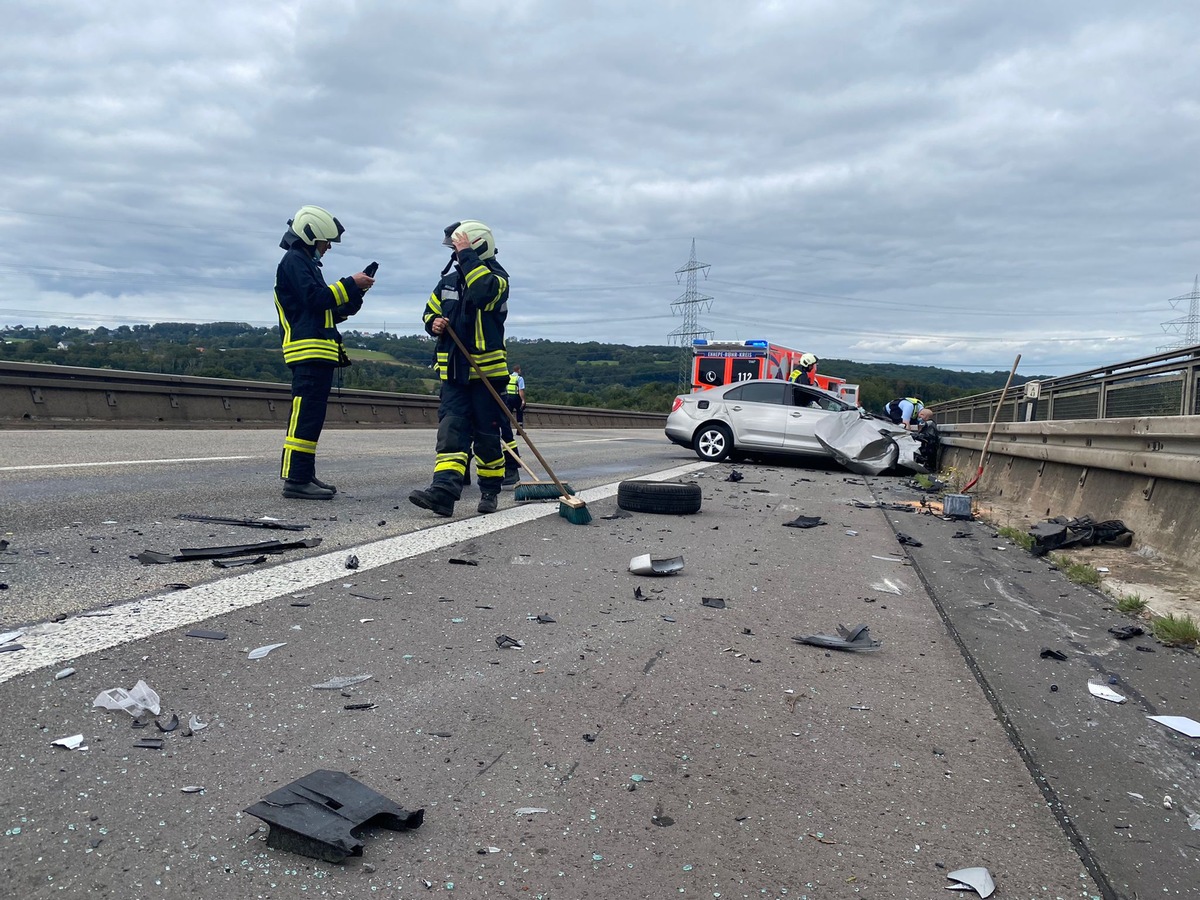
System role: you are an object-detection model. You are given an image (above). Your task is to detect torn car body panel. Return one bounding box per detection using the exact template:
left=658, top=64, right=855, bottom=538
left=243, top=769, right=424, bottom=863
left=813, top=412, right=927, bottom=476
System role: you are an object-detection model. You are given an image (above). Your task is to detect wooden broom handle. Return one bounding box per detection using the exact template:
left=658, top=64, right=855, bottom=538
left=441, top=322, right=572, bottom=497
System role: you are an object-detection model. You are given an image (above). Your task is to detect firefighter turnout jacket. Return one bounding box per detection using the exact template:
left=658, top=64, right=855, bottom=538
left=273, top=233, right=365, bottom=366
left=423, top=247, right=510, bottom=382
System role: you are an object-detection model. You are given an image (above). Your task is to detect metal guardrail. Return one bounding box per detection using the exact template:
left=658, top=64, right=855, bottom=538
left=933, top=344, right=1200, bottom=425
left=942, top=417, right=1200, bottom=485
left=0, top=361, right=666, bottom=429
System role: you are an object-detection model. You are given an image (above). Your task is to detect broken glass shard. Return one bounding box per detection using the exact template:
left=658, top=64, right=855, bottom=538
left=249, top=643, right=288, bottom=660
left=312, top=675, right=373, bottom=690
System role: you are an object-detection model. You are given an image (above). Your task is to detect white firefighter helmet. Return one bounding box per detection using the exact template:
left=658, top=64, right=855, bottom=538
left=289, top=206, right=345, bottom=245
left=799, top=353, right=817, bottom=368
left=442, top=219, right=496, bottom=260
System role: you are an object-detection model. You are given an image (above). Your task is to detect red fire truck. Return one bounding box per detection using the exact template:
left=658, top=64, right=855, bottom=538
left=690, top=339, right=859, bottom=405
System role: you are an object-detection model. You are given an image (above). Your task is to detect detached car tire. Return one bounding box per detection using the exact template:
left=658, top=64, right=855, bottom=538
left=617, top=480, right=703, bottom=515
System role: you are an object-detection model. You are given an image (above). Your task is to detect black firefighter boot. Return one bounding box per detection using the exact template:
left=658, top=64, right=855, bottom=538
left=477, top=491, right=499, bottom=515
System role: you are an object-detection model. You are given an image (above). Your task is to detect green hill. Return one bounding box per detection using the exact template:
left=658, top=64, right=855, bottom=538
left=0, top=323, right=1034, bottom=414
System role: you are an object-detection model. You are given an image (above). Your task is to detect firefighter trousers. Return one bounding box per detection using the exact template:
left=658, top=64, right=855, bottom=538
left=280, top=362, right=334, bottom=483
left=428, top=378, right=508, bottom=499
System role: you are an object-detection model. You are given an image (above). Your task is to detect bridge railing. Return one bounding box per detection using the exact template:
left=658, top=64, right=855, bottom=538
left=0, top=361, right=666, bottom=429
left=932, top=344, right=1200, bottom=425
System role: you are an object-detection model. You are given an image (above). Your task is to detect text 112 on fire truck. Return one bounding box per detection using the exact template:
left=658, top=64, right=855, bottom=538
left=691, top=339, right=860, bottom=406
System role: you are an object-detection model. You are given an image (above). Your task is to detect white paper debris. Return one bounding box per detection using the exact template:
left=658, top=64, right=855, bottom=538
left=1087, top=681, right=1126, bottom=704
left=54, top=667, right=76, bottom=680
left=51, top=734, right=87, bottom=751
left=514, top=807, right=548, bottom=816
left=0, top=630, right=23, bottom=645
left=1146, top=715, right=1200, bottom=738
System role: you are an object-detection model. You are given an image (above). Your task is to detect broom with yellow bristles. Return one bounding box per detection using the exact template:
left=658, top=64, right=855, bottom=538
left=442, top=323, right=590, bottom=524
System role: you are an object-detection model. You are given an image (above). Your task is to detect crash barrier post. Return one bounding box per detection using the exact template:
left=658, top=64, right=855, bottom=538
left=0, top=361, right=666, bottom=430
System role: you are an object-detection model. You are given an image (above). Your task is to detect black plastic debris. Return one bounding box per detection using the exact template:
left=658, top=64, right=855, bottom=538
left=783, top=515, right=826, bottom=529
left=725, top=470, right=744, bottom=482
left=701, top=597, right=727, bottom=609
left=343, top=702, right=376, bottom=711
left=164, top=583, right=191, bottom=590
left=1135, top=645, right=1156, bottom=653
left=495, top=635, right=522, bottom=649
left=133, top=738, right=164, bottom=750
left=536, top=614, right=556, bottom=624
left=583, top=733, right=596, bottom=742
left=0, top=644, right=25, bottom=653
left=449, top=558, right=478, bottom=566
left=896, top=533, right=922, bottom=547
left=186, top=629, right=228, bottom=640
left=345, top=554, right=360, bottom=570
left=600, top=511, right=632, bottom=520
left=1039, top=647, right=1068, bottom=661
left=951, top=531, right=974, bottom=539
left=137, top=537, right=322, bottom=565
left=1108, top=624, right=1145, bottom=640
left=243, top=769, right=424, bottom=863
left=155, top=713, right=180, bottom=732
left=793, top=623, right=882, bottom=652
left=634, top=587, right=645, bottom=601
left=213, top=556, right=267, bottom=568
left=1028, top=515, right=1132, bottom=557
left=177, top=514, right=308, bottom=531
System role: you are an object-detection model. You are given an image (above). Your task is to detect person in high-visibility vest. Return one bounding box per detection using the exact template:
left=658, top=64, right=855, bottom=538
left=506, top=365, right=526, bottom=425
left=884, top=396, right=924, bottom=430
left=788, top=353, right=818, bottom=387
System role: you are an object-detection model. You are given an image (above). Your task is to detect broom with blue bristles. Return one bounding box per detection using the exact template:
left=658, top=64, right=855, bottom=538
left=443, top=323, right=590, bottom=524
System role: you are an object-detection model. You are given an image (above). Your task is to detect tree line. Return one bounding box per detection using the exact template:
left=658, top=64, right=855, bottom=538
left=0, top=323, right=1028, bottom=413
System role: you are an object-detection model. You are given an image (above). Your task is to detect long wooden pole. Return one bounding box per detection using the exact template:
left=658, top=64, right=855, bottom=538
left=962, top=353, right=1021, bottom=493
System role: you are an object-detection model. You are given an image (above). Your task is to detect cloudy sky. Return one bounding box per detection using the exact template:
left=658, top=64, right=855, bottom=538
left=3, top=0, right=1199, bottom=374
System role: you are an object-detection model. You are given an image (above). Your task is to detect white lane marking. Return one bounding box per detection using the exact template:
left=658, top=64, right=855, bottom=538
left=0, top=456, right=255, bottom=472
left=0, top=462, right=710, bottom=683
left=571, top=437, right=643, bottom=443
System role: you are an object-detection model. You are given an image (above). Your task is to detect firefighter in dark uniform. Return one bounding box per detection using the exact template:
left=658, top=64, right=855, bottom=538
left=409, top=220, right=510, bottom=516
left=273, top=205, right=374, bottom=500
left=788, top=353, right=819, bottom=386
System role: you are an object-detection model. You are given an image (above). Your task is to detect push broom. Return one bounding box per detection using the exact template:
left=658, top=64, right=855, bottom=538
left=501, top=444, right=575, bottom=499
left=441, top=323, right=591, bottom=524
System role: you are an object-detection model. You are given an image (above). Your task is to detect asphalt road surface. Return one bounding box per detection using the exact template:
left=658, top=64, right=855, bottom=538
left=0, top=427, right=1194, bottom=899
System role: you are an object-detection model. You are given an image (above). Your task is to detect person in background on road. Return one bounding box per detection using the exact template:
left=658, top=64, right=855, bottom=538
left=788, top=353, right=819, bottom=386
left=409, top=220, right=510, bottom=517
left=273, top=205, right=374, bottom=500
left=913, top=407, right=941, bottom=470
left=506, top=364, right=527, bottom=425
left=883, top=395, right=924, bottom=430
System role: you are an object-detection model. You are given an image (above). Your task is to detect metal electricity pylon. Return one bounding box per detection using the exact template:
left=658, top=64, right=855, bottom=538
left=1159, top=275, right=1200, bottom=352
left=667, top=239, right=714, bottom=388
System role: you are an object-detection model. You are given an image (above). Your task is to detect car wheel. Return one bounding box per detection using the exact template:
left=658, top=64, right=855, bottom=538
left=617, top=480, right=703, bottom=515
left=693, top=423, right=733, bottom=462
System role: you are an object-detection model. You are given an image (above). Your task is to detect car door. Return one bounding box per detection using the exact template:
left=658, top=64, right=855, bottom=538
left=784, top=385, right=839, bottom=454
left=722, top=381, right=787, bottom=448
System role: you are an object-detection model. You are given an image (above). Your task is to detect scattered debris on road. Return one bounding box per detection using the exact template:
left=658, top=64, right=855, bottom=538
left=794, top=623, right=882, bottom=652
left=244, top=769, right=424, bottom=863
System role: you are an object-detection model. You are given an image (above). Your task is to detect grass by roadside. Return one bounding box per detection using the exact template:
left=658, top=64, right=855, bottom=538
left=1151, top=613, right=1200, bottom=648
left=996, top=525, right=1034, bottom=552
left=1116, top=593, right=1147, bottom=614
left=1048, top=552, right=1102, bottom=587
